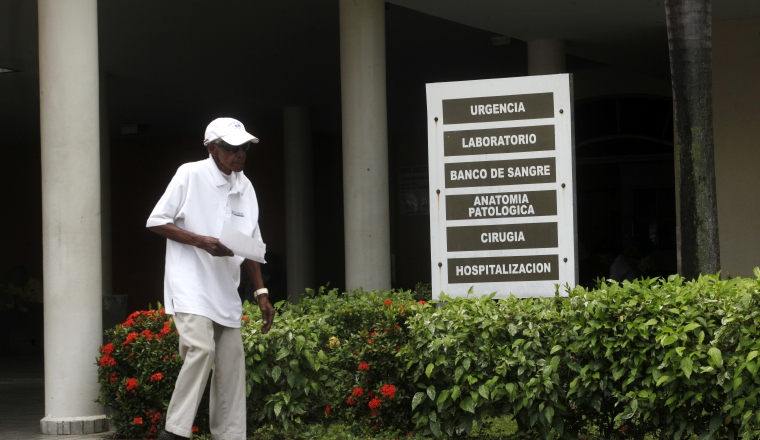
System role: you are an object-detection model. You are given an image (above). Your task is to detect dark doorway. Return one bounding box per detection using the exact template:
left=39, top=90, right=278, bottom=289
left=575, top=96, right=677, bottom=286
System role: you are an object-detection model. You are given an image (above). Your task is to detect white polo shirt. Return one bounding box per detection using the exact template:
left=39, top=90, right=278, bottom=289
left=146, top=157, right=263, bottom=328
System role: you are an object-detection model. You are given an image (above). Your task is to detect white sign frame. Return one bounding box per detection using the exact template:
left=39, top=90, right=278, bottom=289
left=426, top=74, right=577, bottom=299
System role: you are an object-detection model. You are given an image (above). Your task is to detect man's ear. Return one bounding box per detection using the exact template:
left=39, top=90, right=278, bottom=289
left=205, top=142, right=216, bottom=155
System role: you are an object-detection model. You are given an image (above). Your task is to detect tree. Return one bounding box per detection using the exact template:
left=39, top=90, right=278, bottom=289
left=665, top=0, right=720, bottom=278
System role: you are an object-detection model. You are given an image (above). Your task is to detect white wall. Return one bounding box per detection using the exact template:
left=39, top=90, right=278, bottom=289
left=713, top=18, right=760, bottom=277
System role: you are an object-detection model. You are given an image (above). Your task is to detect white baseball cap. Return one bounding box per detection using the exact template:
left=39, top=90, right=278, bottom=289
left=203, top=117, right=259, bottom=146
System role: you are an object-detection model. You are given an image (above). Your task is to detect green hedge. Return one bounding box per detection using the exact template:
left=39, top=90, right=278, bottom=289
left=98, top=273, right=760, bottom=439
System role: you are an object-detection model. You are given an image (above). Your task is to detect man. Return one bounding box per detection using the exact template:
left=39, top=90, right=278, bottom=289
left=147, top=117, right=275, bottom=440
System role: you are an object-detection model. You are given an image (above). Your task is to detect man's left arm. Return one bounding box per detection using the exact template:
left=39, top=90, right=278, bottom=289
left=242, top=259, right=274, bottom=334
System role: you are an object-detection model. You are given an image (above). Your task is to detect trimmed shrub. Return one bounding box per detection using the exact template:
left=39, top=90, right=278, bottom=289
left=97, top=272, right=760, bottom=439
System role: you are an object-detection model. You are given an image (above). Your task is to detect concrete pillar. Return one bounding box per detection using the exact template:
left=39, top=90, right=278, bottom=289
left=339, top=0, right=392, bottom=291
left=528, top=39, right=566, bottom=75
left=284, top=106, right=316, bottom=303
left=38, top=0, right=107, bottom=434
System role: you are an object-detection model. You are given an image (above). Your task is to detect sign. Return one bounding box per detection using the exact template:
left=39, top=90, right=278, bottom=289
left=426, top=74, right=577, bottom=299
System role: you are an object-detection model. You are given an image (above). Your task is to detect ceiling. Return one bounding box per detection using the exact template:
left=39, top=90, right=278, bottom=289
left=1, top=0, right=758, bottom=146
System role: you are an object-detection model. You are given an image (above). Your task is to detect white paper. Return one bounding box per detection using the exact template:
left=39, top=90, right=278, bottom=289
left=219, top=221, right=267, bottom=263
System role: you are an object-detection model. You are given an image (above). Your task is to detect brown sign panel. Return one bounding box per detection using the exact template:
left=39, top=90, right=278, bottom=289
left=444, top=125, right=555, bottom=157
left=442, top=92, right=554, bottom=125
left=445, top=157, right=556, bottom=189
left=448, top=254, right=559, bottom=283
left=446, top=190, right=557, bottom=220
left=447, top=222, right=558, bottom=252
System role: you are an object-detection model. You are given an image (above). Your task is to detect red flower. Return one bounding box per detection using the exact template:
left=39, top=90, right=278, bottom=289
left=384, top=299, right=392, bottom=306
left=147, top=425, right=157, bottom=436
left=163, top=355, right=169, bottom=362
left=241, top=316, right=250, bottom=322
left=372, top=424, right=378, bottom=431
left=325, top=404, right=331, bottom=415
left=126, top=378, right=138, bottom=392
left=124, top=332, right=138, bottom=345
left=370, top=331, right=378, bottom=337
left=368, top=397, right=382, bottom=415
left=620, top=425, right=628, bottom=433
left=381, top=384, right=396, bottom=399
left=346, top=397, right=356, bottom=405
left=100, top=343, right=115, bottom=355
left=133, top=417, right=143, bottom=425
left=99, top=355, right=116, bottom=367
left=358, top=362, right=370, bottom=371
left=140, top=329, right=154, bottom=340
left=109, top=373, right=118, bottom=382
left=123, top=318, right=135, bottom=327
left=192, top=426, right=199, bottom=433
left=152, top=412, right=162, bottom=422
left=352, top=387, right=364, bottom=397
left=418, top=300, right=427, bottom=305
left=367, top=339, right=372, bottom=344
left=160, top=321, right=172, bottom=336
left=150, top=372, right=164, bottom=382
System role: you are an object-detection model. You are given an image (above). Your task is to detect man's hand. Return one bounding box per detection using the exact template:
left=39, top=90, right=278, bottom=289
left=258, top=295, right=274, bottom=334
left=195, top=236, right=234, bottom=257
left=149, top=224, right=233, bottom=257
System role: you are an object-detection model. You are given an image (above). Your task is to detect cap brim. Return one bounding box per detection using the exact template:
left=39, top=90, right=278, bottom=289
left=222, top=131, right=259, bottom=146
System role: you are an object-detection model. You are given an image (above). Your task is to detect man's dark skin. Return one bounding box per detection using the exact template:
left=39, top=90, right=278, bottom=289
left=148, top=141, right=275, bottom=334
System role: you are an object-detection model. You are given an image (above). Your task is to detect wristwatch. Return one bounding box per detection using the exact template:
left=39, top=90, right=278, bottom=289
left=254, top=287, right=269, bottom=298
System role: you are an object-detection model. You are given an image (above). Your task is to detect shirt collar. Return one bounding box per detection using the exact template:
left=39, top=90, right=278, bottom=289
left=204, top=156, right=245, bottom=195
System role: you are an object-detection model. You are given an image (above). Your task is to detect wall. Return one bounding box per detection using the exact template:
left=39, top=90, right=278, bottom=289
left=713, top=18, right=760, bottom=277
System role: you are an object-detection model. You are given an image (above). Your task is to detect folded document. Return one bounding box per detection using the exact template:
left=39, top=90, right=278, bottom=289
left=219, top=221, right=266, bottom=263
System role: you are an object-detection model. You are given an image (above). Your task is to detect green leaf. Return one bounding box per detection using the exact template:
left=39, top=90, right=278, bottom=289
left=463, top=357, right=472, bottom=371
left=427, top=385, right=437, bottom=401
left=644, top=319, right=658, bottom=326
left=275, top=347, right=290, bottom=361
left=708, top=347, right=723, bottom=367
left=681, top=357, right=693, bottom=379
left=429, top=420, right=442, bottom=438
left=478, top=385, right=489, bottom=400
left=460, top=396, right=476, bottom=413
left=437, top=389, right=450, bottom=405
left=426, top=363, right=435, bottom=378
left=274, top=401, right=283, bottom=417
left=544, top=405, right=554, bottom=424
left=662, top=335, right=677, bottom=346
left=271, top=365, right=282, bottom=382
left=656, top=375, right=670, bottom=387
left=550, top=345, right=562, bottom=355
left=451, top=385, right=461, bottom=401
left=412, top=392, right=426, bottom=410
left=747, top=351, right=759, bottom=363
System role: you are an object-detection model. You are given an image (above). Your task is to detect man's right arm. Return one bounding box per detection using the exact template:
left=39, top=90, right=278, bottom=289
left=149, top=224, right=233, bottom=257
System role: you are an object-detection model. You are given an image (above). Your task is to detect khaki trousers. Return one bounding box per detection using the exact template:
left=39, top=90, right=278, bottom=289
left=164, top=313, right=246, bottom=440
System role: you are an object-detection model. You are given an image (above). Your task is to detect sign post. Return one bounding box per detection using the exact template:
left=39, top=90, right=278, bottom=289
left=426, top=74, right=577, bottom=298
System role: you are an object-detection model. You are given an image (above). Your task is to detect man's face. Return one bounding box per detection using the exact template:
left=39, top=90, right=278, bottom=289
left=206, top=140, right=248, bottom=175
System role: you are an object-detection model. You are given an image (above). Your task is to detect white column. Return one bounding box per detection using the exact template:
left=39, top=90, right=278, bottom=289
left=38, top=0, right=107, bottom=434
left=339, top=0, right=391, bottom=291
left=284, top=106, right=316, bottom=303
left=528, top=39, right=566, bottom=75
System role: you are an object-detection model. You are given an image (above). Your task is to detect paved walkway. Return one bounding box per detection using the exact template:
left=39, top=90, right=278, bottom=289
left=0, top=355, right=114, bottom=439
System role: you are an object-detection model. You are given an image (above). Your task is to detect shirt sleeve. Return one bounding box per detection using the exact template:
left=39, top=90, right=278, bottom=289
left=146, top=167, right=188, bottom=228
left=252, top=222, right=263, bottom=241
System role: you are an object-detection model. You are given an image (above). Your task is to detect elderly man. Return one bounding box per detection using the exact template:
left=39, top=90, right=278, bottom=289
left=147, top=117, right=275, bottom=440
